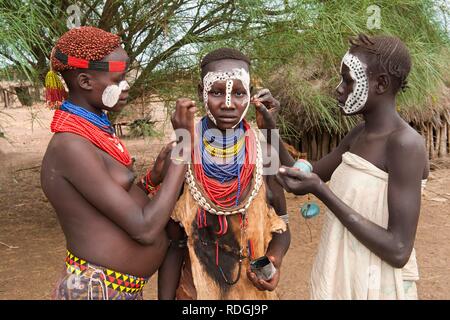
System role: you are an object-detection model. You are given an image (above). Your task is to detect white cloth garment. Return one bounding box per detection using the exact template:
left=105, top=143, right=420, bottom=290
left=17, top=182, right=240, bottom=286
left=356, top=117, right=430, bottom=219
left=310, top=152, right=426, bottom=300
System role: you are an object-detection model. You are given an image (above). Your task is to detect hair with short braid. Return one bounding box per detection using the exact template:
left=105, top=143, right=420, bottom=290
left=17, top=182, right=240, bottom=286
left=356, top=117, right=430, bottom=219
left=349, top=34, right=412, bottom=92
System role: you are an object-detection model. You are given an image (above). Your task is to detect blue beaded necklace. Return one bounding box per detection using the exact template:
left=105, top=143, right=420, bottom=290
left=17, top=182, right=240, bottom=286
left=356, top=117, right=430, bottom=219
left=200, top=117, right=245, bottom=205
left=60, top=100, right=114, bottom=134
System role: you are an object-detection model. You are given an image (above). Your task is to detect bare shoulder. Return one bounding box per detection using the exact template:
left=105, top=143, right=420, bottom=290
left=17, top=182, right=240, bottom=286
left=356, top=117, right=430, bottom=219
left=387, top=124, right=425, bottom=155
left=386, top=124, right=428, bottom=178
left=49, top=132, right=101, bottom=162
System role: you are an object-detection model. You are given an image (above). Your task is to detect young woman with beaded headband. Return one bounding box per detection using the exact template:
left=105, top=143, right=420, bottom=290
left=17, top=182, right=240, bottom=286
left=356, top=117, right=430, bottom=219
left=157, top=48, right=291, bottom=300
left=41, top=26, right=196, bottom=300
left=257, top=34, right=429, bottom=299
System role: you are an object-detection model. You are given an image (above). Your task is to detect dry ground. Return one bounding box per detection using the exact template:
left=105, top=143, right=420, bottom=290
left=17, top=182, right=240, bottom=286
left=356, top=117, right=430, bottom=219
left=0, top=105, right=449, bottom=299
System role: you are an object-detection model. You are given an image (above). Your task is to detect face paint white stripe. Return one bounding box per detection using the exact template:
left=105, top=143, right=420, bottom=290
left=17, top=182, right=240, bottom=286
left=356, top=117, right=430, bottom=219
left=225, top=79, right=233, bottom=108
left=335, top=77, right=344, bottom=92
left=340, top=51, right=369, bottom=114
left=203, top=68, right=250, bottom=128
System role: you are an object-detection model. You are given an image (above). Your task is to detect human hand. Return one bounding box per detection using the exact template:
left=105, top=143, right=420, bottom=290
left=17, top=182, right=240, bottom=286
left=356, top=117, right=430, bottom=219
left=251, top=89, right=280, bottom=130
left=171, top=98, right=197, bottom=148
left=150, top=141, right=176, bottom=185
left=276, top=166, right=324, bottom=196
left=246, top=255, right=280, bottom=291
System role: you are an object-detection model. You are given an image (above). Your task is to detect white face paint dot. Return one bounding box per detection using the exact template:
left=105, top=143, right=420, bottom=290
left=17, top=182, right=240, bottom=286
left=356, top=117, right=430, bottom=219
left=225, top=79, right=233, bottom=108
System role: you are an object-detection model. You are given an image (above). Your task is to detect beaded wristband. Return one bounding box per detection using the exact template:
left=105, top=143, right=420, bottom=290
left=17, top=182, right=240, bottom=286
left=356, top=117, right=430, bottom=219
left=141, top=169, right=161, bottom=196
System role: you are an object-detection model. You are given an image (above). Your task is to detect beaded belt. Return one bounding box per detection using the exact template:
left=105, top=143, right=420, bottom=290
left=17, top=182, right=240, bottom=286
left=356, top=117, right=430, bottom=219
left=65, top=250, right=148, bottom=294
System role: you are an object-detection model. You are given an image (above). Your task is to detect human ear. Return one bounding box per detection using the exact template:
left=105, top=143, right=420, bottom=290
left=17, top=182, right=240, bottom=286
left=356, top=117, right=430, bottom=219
left=375, top=73, right=390, bottom=94
left=77, top=72, right=94, bottom=91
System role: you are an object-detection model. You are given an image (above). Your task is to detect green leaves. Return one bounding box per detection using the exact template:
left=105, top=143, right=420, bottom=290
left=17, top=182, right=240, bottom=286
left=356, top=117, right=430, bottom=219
left=0, top=1, right=63, bottom=81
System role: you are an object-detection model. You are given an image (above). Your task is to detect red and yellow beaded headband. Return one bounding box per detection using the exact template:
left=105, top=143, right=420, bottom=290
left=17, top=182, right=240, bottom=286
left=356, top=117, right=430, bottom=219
left=54, top=48, right=128, bottom=72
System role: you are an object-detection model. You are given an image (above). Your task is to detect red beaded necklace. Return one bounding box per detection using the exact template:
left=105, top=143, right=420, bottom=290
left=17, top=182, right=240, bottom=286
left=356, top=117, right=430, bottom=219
left=51, top=110, right=132, bottom=166
left=193, top=120, right=257, bottom=286
left=193, top=120, right=256, bottom=208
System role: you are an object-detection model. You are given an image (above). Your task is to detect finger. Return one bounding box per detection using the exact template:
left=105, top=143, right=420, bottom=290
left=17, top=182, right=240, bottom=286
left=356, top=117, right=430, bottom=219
left=256, top=95, right=273, bottom=103
left=257, top=278, right=276, bottom=291
left=254, top=103, right=273, bottom=123
left=254, top=88, right=270, bottom=99
left=176, top=98, right=195, bottom=111
left=160, top=141, right=175, bottom=157
left=279, top=166, right=309, bottom=180
left=246, top=269, right=265, bottom=290
left=266, top=255, right=280, bottom=268
left=268, top=104, right=280, bottom=114
left=157, top=141, right=176, bottom=158
left=265, top=270, right=280, bottom=291
left=275, top=173, right=291, bottom=192
left=247, top=269, right=267, bottom=291
left=187, top=100, right=196, bottom=109
left=187, top=106, right=198, bottom=115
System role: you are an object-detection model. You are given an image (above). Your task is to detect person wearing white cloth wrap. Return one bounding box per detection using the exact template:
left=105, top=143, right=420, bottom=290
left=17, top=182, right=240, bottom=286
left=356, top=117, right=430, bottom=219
left=256, top=34, right=429, bottom=299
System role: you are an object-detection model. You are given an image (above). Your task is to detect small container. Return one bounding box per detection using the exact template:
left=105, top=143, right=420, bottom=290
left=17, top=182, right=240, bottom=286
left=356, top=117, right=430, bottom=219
left=250, top=256, right=276, bottom=281
left=293, top=159, right=313, bottom=173
left=300, top=202, right=320, bottom=219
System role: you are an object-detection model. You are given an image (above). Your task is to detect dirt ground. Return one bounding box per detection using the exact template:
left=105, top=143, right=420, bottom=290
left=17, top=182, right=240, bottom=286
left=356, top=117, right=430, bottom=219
left=0, top=104, right=449, bottom=300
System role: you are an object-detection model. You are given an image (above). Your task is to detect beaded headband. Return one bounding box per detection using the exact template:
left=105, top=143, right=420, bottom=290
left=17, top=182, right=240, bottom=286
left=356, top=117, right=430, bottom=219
left=54, top=48, right=128, bottom=72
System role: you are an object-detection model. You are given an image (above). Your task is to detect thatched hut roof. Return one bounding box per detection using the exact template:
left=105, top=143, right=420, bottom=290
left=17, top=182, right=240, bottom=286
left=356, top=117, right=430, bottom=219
left=250, top=0, right=450, bottom=138
left=266, top=54, right=450, bottom=138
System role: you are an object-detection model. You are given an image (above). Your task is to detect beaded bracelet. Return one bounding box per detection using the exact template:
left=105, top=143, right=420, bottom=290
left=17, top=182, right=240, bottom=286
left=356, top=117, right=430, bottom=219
left=141, top=169, right=161, bottom=196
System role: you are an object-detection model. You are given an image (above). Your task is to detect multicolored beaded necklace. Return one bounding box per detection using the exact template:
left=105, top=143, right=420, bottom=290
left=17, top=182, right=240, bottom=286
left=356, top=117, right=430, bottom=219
left=193, top=117, right=257, bottom=285
left=50, top=101, right=131, bottom=166
left=60, top=100, right=114, bottom=134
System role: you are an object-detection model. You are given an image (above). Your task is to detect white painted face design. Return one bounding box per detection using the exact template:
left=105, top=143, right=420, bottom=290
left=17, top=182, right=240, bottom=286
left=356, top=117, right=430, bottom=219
left=203, top=68, right=250, bottom=128
left=339, top=52, right=369, bottom=114
left=102, top=80, right=129, bottom=109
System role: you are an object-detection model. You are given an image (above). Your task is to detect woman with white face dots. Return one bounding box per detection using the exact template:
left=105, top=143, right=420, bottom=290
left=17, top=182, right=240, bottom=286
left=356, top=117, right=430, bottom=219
left=259, top=34, right=429, bottom=300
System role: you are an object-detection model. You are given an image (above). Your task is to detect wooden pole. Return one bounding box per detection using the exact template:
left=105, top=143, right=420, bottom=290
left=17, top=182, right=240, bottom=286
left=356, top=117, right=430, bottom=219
left=439, top=122, right=448, bottom=157
left=330, top=134, right=338, bottom=151
left=301, top=134, right=308, bottom=154
left=305, top=133, right=310, bottom=160
left=317, top=131, right=323, bottom=160
left=448, top=120, right=450, bottom=156
left=427, top=123, right=432, bottom=159
left=310, top=131, right=317, bottom=161
left=322, top=132, right=330, bottom=158
left=435, top=124, right=441, bottom=158
left=3, top=90, right=9, bottom=108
